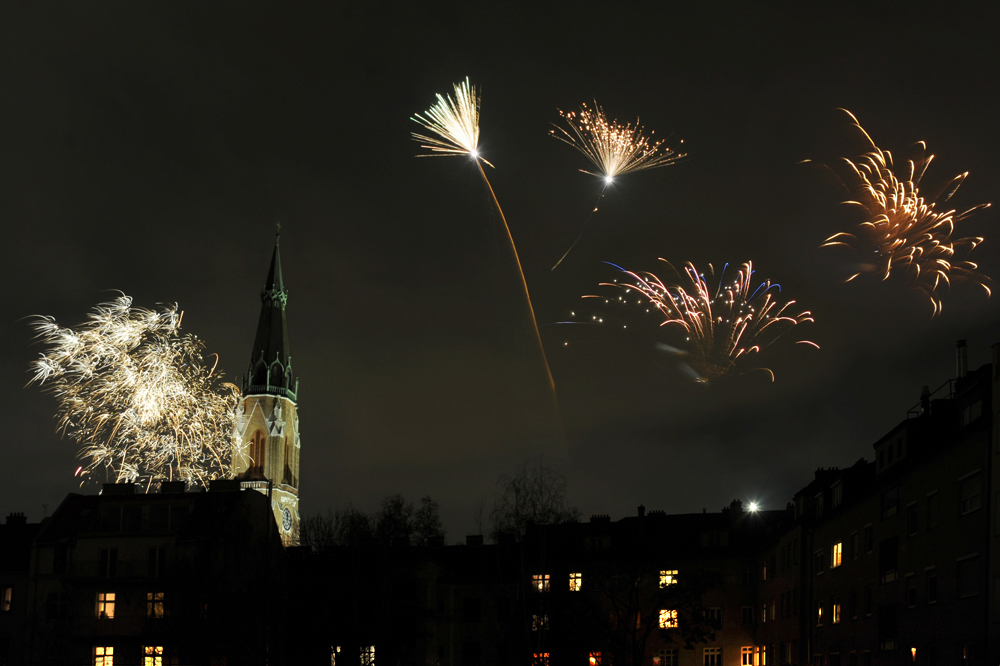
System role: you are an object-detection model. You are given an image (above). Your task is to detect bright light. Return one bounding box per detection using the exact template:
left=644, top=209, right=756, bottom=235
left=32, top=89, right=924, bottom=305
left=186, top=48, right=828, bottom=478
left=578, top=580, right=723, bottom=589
left=748, top=502, right=759, bottom=512
left=604, top=175, right=614, bottom=185
left=470, top=149, right=479, bottom=159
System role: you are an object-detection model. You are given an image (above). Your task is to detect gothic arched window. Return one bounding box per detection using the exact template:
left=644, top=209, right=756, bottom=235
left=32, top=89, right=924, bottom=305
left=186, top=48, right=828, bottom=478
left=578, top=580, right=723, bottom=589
left=249, top=430, right=265, bottom=476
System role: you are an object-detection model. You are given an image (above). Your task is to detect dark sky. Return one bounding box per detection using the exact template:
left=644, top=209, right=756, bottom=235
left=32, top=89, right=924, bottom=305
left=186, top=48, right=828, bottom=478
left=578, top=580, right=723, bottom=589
left=2, top=1, right=998, bottom=538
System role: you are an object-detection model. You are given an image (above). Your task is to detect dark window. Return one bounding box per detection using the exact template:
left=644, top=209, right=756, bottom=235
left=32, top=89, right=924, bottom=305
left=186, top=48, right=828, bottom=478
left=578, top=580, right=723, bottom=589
left=926, top=569, right=937, bottom=603
left=957, top=557, right=980, bottom=597
left=53, top=545, right=68, bottom=575
left=99, top=506, right=122, bottom=532
left=959, top=474, right=982, bottom=515
left=832, top=482, right=843, bottom=508
left=882, top=487, right=898, bottom=519
left=863, top=585, right=873, bottom=615
left=148, top=547, right=166, bottom=578
left=149, top=504, right=169, bottom=531
left=927, top=493, right=940, bottom=528
left=463, top=597, right=482, bottom=623
left=877, top=605, right=897, bottom=643
left=879, top=537, right=899, bottom=583
left=864, top=526, right=873, bottom=553
left=906, top=576, right=917, bottom=607
left=907, top=504, right=918, bottom=535
left=849, top=590, right=858, bottom=619
left=850, top=532, right=859, bottom=560
left=814, top=550, right=824, bottom=576
left=98, top=548, right=117, bottom=579
left=122, top=505, right=142, bottom=532
left=742, top=606, right=754, bottom=625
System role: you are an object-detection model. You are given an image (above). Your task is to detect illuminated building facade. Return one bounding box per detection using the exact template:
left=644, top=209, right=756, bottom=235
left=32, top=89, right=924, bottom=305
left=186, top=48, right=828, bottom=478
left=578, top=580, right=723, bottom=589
left=235, top=236, right=302, bottom=545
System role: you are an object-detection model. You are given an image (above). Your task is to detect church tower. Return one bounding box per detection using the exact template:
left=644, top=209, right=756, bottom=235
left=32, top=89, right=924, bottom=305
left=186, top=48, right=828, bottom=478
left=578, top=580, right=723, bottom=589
left=235, top=234, right=301, bottom=545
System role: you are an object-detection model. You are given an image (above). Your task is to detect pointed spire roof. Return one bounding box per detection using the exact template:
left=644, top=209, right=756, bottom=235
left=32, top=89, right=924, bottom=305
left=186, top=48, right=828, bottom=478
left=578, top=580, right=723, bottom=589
left=245, top=231, right=298, bottom=401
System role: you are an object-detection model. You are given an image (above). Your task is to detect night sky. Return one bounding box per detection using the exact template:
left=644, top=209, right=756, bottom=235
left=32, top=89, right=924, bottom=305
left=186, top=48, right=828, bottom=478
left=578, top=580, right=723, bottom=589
left=3, top=2, right=999, bottom=539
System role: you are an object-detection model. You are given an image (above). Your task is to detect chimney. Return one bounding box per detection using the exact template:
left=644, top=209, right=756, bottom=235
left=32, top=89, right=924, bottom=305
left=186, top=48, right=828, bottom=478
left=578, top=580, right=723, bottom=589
left=6, top=512, right=27, bottom=526
left=957, top=340, right=968, bottom=378
left=638, top=505, right=645, bottom=518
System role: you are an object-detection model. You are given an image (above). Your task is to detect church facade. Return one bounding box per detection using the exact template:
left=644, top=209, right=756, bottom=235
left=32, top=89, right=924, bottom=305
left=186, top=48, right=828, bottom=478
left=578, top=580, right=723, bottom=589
left=233, top=236, right=301, bottom=545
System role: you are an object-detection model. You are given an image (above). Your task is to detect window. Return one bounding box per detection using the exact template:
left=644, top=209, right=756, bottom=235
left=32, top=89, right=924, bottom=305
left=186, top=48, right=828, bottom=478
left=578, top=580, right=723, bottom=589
left=761, top=603, right=767, bottom=623
left=770, top=600, right=775, bottom=621
left=957, top=556, right=980, bottom=597
left=815, top=493, right=824, bottom=518
left=849, top=589, right=858, bottom=619
left=882, top=487, right=898, bottom=519
left=658, top=649, right=679, bottom=666
left=660, top=569, right=678, bottom=587
left=864, top=525, right=873, bottom=553
left=927, top=492, right=940, bottom=528
left=589, top=653, right=603, bottom=666
left=705, top=607, right=722, bottom=628
left=816, top=601, right=823, bottom=625
left=792, top=587, right=798, bottom=615
left=832, top=482, right=843, bottom=508
left=99, top=548, right=118, bottom=579
left=926, top=567, right=937, bottom=603
left=906, top=575, right=916, bottom=607
left=704, top=648, right=722, bottom=666
left=814, top=550, right=824, bottom=575
left=879, top=537, right=899, bottom=583
left=757, top=646, right=766, bottom=666
left=95, top=646, right=114, bottom=666
left=762, top=561, right=767, bottom=581
left=249, top=429, right=265, bottom=475
left=906, top=504, right=918, bottom=536
left=960, top=400, right=982, bottom=425
left=850, top=532, right=859, bottom=560
left=143, top=646, right=163, bottom=666
left=742, top=606, right=754, bottom=625
left=569, top=572, right=582, bottom=591
left=331, top=646, right=341, bottom=666
left=146, top=592, right=164, bottom=618
left=96, top=592, right=115, bottom=619
left=742, top=647, right=754, bottom=666
left=0, top=586, right=10, bottom=612
left=148, top=547, right=166, bottom=577
left=959, top=473, right=982, bottom=514
left=831, top=543, right=843, bottom=568
left=660, top=609, right=678, bottom=629
left=863, top=585, right=873, bottom=615
left=531, top=614, right=549, bottom=631
left=532, top=653, right=549, bottom=666
left=531, top=574, right=550, bottom=592
left=832, top=597, right=841, bottom=623
left=360, top=646, right=375, bottom=666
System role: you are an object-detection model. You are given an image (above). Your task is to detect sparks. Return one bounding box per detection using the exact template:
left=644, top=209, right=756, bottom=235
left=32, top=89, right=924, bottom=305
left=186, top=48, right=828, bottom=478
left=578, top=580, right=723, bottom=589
left=411, top=79, right=557, bottom=401
left=28, top=295, right=241, bottom=488
left=549, top=101, right=685, bottom=270
left=597, top=260, right=818, bottom=382
left=819, top=109, right=991, bottom=316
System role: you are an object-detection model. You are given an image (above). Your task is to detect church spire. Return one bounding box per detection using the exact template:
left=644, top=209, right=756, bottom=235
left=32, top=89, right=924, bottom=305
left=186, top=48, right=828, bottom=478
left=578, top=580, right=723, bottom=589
left=244, top=231, right=298, bottom=402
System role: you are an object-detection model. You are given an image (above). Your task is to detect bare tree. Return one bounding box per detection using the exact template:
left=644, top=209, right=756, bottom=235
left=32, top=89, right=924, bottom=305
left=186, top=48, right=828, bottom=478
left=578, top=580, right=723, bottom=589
left=489, top=460, right=580, bottom=542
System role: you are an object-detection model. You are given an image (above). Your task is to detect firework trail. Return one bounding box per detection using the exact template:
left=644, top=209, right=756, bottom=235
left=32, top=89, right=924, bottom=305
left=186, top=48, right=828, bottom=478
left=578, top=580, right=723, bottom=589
left=28, top=295, right=242, bottom=489
left=585, top=260, right=817, bottom=382
left=412, top=78, right=556, bottom=396
left=815, top=109, right=991, bottom=316
left=549, top=102, right=685, bottom=270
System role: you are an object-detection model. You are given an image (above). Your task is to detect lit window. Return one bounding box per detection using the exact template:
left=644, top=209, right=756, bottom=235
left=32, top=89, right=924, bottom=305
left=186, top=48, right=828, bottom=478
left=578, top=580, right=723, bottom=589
left=94, top=646, right=114, bottom=666
left=659, top=609, right=678, bottom=629
left=831, top=543, right=843, bottom=568
left=532, top=614, right=549, bottom=631
left=742, top=647, right=754, bottom=666
left=569, top=572, right=582, bottom=591
left=816, top=600, right=823, bottom=625
left=532, top=653, right=550, bottom=666
left=659, top=569, right=678, bottom=587
left=832, top=598, right=841, bottom=624
left=589, top=652, right=602, bottom=665
left=360, top=645, right=375, bottom=666
left=758, top=646, right=766, bottom=666
left=146, top=592, right=164, bottom=618
left=143, top=646, right=163, bottom=666
left=532, top=574, right=550, bottom=592
left=658, top=649, right=678, bottom=666
left=0, top=586, right=11, bottom=612
left=96, top=592, right=115, bottom=619
left=704, top=647, right=722, bottom=666
left=331, top=646, right=341, bottom=666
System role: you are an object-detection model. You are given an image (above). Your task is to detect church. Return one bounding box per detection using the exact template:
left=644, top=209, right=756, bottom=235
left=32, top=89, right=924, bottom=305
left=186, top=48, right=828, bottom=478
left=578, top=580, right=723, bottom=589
left=233, top=234, right=302, bottom=545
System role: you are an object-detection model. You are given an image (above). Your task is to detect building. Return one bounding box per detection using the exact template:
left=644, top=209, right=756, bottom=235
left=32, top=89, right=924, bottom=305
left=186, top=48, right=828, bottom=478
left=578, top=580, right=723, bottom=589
left=235, top=235, right=302, bottom=545
left=21, top=483, right=285, bottom=665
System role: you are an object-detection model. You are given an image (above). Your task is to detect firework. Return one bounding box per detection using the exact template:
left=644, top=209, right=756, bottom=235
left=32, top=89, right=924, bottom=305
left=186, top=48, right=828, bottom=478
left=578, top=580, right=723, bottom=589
left=549, top=102, right=685, bottom=269
left=818, top=109, right=991, bottom=316
left=28, top=295, right=242, bottom=489
left=412, top=78, right=556, bottom=395
left=587, top=261, right=817, bottom=382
